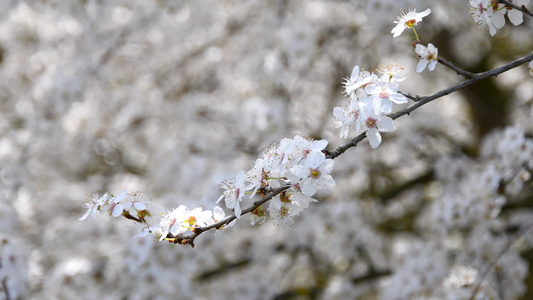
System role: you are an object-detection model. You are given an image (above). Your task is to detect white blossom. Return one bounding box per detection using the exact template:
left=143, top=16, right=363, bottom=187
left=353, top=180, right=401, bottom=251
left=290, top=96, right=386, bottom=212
left=391, top=8, right=432, bottom=37
left=469, top=0, right=505, bottom=36
left=415, top=43, right=439, bottom=72
left=288, top=150, right=335, bottom=196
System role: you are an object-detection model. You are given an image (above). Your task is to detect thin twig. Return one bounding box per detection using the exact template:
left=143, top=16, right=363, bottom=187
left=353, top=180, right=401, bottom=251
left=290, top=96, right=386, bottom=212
left=469, top=224, right=533, bottom=300
left=2, top=278, right=10, bottom=300
left=399, top=91, right=421, bottom=101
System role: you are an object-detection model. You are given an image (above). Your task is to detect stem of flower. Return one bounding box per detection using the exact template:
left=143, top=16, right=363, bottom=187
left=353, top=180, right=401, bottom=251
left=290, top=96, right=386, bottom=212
left=412, top=27, right=420, bottom=42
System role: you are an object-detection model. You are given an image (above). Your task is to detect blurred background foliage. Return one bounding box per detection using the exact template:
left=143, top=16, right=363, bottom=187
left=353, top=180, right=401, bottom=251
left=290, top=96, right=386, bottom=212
left=0, top=0, right=532, bottom=299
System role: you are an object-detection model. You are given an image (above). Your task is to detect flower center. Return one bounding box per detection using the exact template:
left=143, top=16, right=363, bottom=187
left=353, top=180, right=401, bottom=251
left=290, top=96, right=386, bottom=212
left=310, top=168, right=321, bottom=179
left=280, top=192, right=291, bottom=203
left=279, top=206, right=289, bottom=218
left=406, top=19, right=416, bottom=28
left=253, top=206, right=266, bottom=217
left=366, top=117, right=377, bottom=128
left=185, top=216, right=197, bottom=226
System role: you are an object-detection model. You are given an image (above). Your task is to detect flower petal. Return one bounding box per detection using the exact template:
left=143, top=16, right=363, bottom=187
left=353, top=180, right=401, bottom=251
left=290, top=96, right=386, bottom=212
left=367, top=129, right=382, bottom=149
left=377, top=116, right=396, bottom=132
left=417, top=60, right=428, bottom=73
left=301, top=179, right=318, bottom=197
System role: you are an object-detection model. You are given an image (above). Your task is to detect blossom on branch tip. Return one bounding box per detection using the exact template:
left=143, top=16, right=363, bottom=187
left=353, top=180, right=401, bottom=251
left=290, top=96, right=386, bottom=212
left=79, top=191, right=149, bottom=220
left=391, top=8, right=431, bottom=37
left=529, top=60, right=533, bottom=77
left=415, top=43, right=438, bottom=72
left=79, top=192, right=111, bottom=220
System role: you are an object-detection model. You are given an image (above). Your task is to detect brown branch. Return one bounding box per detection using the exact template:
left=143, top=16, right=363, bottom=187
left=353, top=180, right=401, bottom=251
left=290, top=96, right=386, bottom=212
left=327, top=52, right=533, bottom=160
left=399, top=91, right=421, bottom=102
left=438, top=57, right=474, bottom=78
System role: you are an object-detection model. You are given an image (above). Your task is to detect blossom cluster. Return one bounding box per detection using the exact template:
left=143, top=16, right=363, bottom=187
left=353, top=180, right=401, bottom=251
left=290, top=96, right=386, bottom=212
left=469, top=0, right=530, bottom=36
left=333, top=64, right=408, bottom=148
left=218, top=135, right=335, bottom=226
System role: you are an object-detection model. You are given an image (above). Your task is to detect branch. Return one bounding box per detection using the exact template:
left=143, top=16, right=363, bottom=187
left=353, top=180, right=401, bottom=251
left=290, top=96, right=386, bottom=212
left=497, top=0, right=533, bottom=17
left=109, top=53, right=533, bottom=246
left=2, top=278, right=10, bottom=300
left=438, top=57, right=474, bottom=78
left=327, top=52, right=533, bottom=159
left=399, top=91, right=421, bottom=102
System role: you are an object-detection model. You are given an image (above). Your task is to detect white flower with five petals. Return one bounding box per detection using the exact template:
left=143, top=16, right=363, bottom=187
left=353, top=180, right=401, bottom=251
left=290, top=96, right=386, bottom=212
left=415, top=43, right=439, bottom=72
left=362, top=113, right=396, bottom=149
left=288, top=150, right=335, bottom=197
left=365, top=81, right=408, bottom=114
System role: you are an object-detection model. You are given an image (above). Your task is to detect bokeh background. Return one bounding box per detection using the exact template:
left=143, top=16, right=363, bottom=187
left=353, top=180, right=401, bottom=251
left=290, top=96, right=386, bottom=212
left=1, top=0, right=533, bottom=299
